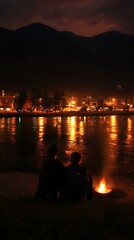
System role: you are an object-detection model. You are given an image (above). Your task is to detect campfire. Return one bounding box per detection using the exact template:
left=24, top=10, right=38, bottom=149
left=95, top=178, right=112, bottom=197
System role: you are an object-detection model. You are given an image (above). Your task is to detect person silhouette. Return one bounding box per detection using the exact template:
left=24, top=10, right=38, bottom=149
left=35, top=143, right=65, bottom=200
left=65, top=151, right=93, bottom=200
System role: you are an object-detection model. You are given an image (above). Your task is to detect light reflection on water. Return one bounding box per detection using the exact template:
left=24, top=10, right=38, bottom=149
left=0, top=115, right=134, bottom=186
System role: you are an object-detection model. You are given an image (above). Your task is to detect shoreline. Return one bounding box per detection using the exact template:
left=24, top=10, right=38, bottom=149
left=0, top=172, right=133, bottom=202
left=0, top=172, right=133, bottom=239
left=0, top=171, right=134, bottom=202
left=0, top=110, right=134, bottom=118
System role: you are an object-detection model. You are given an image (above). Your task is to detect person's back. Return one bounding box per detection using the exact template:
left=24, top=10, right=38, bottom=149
left=65, top=152, right=93, bottom=200
left=36, top=144, right=64, bottom=199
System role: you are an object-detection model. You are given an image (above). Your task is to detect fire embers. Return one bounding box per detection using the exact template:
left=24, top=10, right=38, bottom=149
left=95, top=178, right=112, bottom=197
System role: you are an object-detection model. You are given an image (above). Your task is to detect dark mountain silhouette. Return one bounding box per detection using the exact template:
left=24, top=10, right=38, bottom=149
left=0, top=23, right=134, bottom=96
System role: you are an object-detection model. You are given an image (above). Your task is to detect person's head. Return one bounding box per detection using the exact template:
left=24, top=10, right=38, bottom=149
left=47, top=143, right=58, bottom=159
left=70, top=151, right=81, bottom=165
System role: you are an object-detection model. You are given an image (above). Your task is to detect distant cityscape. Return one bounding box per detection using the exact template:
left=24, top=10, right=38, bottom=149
left=0, top=89, right=134, bottom=113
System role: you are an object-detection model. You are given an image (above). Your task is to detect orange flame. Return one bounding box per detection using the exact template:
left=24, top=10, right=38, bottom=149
left=96, top=178, right=111, bottom=194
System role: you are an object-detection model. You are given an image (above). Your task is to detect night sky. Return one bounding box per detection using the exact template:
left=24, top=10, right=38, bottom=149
left=0, top=0, right=134, bottom=37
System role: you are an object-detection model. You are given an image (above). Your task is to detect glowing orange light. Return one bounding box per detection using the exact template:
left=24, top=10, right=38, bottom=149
left=95, top=178, right=112, bottom=194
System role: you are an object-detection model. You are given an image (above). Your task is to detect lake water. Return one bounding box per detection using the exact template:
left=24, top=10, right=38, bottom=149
left=0, top=115, right=134, bottom=186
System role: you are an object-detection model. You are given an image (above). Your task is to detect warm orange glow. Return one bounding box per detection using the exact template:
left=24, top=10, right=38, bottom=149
left=95, top=178, right=112, bottom=194
left=38, top=117, right=45, bottom=140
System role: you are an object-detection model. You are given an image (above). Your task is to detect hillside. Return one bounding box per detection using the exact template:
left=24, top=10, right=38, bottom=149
left=0, top=23, right=134, bottom=96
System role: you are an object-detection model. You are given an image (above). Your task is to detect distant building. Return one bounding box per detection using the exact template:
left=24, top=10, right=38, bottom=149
left=65, top=97, right=79, bottom=111
left=104, top=97, right=118, bottom=107
left=81, top=96, right=98, bottom=111
left=0, top=96, right=15, bottom=111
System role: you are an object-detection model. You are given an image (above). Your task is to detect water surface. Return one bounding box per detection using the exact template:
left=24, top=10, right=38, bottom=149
left=0, top=115, right=134, bottom=186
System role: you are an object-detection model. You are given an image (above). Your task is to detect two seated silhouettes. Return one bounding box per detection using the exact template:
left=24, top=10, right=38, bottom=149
left=35, top=144, right=93, bottom=201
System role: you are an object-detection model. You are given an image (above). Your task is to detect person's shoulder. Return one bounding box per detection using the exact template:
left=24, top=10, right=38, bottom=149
left=65, top=164, right=73, bottom=170
left=56, top=159, right=64, bottom=167
left=65, top=164, right=72, bottom=168
left=79, top=164, right=86, bottom=170
left=77, top=164, right=87, bottom=174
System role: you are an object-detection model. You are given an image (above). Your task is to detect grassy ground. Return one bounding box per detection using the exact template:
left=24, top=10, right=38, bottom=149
left=0, top=173, right=133, bottom=240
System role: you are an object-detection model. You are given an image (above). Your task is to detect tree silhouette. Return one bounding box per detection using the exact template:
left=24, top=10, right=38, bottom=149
left=52, top=87, right=61, bottom=110
left=16, top=89, right=27, bottom=111
left=42, top=90, right=52, bottom=109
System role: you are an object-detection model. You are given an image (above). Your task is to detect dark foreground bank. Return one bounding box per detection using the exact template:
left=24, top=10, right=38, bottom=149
left=0, top=173, right=133, bottom=240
